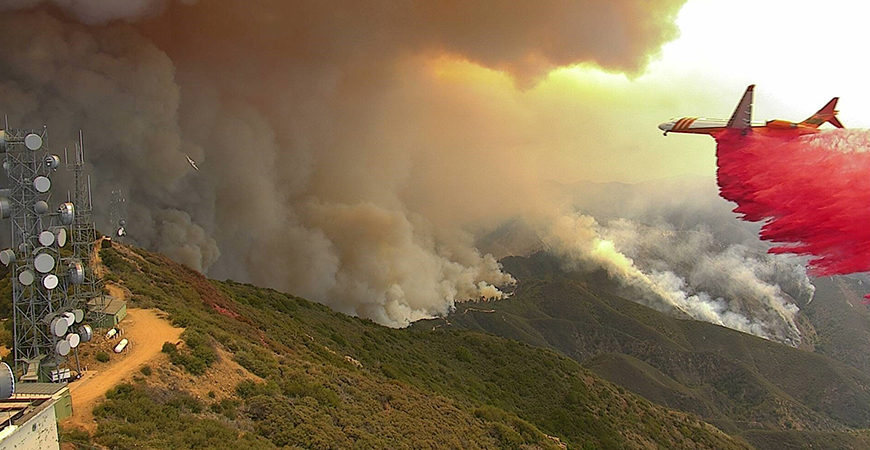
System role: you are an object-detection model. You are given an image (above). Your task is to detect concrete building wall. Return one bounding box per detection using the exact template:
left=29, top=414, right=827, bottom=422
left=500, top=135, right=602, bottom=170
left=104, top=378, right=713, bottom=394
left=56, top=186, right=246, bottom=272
left=0, top=402, right=59, bottom=450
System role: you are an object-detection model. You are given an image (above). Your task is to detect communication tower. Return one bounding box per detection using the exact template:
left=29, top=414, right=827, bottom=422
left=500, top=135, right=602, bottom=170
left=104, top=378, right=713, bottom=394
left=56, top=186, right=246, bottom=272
left=66, top=137, right=106, bottom=327
left=109, top=189, right=127, bottom=241
left=0, top=126, right=95, bottom=382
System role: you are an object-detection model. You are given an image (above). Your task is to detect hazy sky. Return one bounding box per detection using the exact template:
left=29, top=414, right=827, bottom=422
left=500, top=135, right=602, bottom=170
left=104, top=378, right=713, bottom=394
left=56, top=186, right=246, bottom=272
left=438, top=0, right=870, bottom=184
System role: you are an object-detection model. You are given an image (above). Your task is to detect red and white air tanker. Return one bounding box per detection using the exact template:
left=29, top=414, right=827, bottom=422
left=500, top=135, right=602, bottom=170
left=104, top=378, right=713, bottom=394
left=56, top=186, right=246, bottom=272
left=658, top=85, right=843, bottom=137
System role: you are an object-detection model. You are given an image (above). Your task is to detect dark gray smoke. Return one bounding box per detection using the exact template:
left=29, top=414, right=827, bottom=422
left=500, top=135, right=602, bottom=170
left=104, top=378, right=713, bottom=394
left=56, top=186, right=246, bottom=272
left=0, top=1, right=685, bottom=326
left=0, top=0, right=194, bottom=23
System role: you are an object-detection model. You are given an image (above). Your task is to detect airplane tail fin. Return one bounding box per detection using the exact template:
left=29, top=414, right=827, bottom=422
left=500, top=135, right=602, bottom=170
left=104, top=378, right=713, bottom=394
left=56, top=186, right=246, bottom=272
left=800, top=97, right=844, bottom=129
left=727, top=85, right=754, bottom=130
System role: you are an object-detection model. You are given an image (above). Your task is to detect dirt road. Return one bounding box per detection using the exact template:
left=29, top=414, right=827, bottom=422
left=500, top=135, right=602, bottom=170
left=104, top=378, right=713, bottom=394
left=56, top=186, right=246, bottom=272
left=63, top=308, right=184, bottom=431
left=104, top=283, right=126, bottom=302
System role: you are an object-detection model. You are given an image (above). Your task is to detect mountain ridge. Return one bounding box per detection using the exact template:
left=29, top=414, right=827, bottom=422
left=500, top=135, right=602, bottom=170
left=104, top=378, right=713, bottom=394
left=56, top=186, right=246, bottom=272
left=430, top=252, right=870, bottom=449
left=41, top=241, right=755, bottom=450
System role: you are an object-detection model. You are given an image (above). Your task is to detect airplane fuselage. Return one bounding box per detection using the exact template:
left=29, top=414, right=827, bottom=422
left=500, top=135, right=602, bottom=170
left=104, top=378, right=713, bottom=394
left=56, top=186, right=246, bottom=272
left=658, top=85, right=842, bottom=138
left=658, top=117, right=827, bottom=136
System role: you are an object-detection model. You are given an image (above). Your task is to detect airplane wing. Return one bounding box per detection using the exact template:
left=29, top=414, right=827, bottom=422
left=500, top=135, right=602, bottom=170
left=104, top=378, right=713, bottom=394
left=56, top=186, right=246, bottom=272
left=726, top=85, right=754, bottom=129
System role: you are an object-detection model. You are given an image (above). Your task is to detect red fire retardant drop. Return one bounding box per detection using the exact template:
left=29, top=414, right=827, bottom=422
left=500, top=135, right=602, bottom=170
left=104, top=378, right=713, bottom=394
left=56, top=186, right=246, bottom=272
left=715, top=129, right=870, bottom=299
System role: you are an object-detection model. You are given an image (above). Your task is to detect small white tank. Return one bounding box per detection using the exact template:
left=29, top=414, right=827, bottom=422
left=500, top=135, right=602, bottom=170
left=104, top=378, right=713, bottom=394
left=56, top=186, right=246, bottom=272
left=105, top=328, right=117, bottom=339
left=114, top=338, right=129, bottom=353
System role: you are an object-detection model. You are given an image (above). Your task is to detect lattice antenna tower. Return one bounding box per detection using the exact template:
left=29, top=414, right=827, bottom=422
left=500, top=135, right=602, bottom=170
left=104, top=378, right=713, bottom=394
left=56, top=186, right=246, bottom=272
left=1, top=127, right=93, bottom=383
left=109, top=189, right=127, bottom=241
left=66, top=134, right=106, bottom=329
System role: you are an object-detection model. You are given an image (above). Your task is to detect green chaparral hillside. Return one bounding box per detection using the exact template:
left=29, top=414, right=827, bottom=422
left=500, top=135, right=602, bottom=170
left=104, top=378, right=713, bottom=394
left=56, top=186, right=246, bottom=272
left=799, top=275, right=870, bottom=374
left=43, top=241, right=758, bottom=450
left=423, top=252, right=870, bottom=450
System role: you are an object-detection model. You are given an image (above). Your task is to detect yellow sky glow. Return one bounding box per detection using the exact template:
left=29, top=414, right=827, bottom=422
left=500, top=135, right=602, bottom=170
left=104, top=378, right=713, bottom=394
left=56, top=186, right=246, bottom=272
left=429, top=0, right=870, bottom=184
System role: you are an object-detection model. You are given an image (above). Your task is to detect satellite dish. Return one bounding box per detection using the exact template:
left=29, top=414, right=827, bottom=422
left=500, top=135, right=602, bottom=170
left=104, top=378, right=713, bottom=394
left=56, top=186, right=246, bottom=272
left=45, top=155, right=61, bottom=170
left=58, top=203, right=74, bottom=225
left=1, top=161, right=8, bottom=173
left=73, top=309, right=84, bottom=323
left=24, top=133, right=42, bottom=151
left=0, top=249, right=14, bottom=266
left=18, top=269, right=34, bottom=286
left=55, top=340, right=71, bottom=356
left=42, top=274, right=59, bottom=290
left=68, top=262, right=85, bottom=285
left=119, top=219, right=126, bottom=227
left=52, top=227, right=67, bottom=247
left=67, top=333, right=81, bottom=349
left=116, top=227, right=126, bottom=237
left=0, top=362, right=13, bottom=400
left=38, top=230, right=55, bottom=247
left=63, top=312, right=75, bottom=326
left=51, top=316, right=68, bottom=337
left=33, top=176, right=51, bottom=193
left=0, top=197, right=11, bottom=219
left=0, top=130, right=6, bottom=152
left=78, top=324, right=93, bottom=343
left=34, top=253, right=55, bottom=273
left=33, top=201, right=49, bottom=215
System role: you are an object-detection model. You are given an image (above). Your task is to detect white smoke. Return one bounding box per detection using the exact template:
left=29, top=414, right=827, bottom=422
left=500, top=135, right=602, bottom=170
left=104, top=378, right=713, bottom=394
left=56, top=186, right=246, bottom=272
left=544, top=212, right=811, bottom=345
left=803, top=128, right=870, bottom=154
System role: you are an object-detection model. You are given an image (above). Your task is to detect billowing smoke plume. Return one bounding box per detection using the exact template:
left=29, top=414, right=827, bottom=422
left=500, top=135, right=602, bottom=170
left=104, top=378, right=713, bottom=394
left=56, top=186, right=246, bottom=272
left=717, top=130, right=870, bottom=291
left=0, top=1, right=686, bottom=327
left=541, top=211, right=811, bottom=345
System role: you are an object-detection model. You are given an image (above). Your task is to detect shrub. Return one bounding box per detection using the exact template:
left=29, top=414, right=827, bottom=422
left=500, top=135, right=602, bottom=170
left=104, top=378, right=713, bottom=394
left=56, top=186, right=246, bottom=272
left=167, top=393, right=203, bottom=414
left=456, top=346, right=473, bottom=363
left=59, top=424, right=91, bottom=446
left=381, top=364, right=401, bottom=380
left=211, top=398, right=241, bottom=419
left=163, top=332, right=217, bottom=375
left=139, top=365, right=152, bottom=376
left=96, top=352, right=110, bottom=363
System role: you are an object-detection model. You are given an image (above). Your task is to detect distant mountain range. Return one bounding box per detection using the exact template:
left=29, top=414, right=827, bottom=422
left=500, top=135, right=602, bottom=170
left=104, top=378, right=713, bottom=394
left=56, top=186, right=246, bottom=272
left=424, top=251, right=870, bottom=450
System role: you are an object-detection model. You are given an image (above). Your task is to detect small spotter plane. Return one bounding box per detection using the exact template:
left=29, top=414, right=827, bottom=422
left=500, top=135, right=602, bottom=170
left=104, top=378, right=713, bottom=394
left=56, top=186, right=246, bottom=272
left=186, top=155, right=200, bottom=171
left=658, top=85, right=843, bottom=137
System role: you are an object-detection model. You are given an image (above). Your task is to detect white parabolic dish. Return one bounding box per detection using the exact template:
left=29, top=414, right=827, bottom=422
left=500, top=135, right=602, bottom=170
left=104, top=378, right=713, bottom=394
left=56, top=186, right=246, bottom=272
left=0, top=249, right=14, bottom=266
left=18, top=270, right=34, bottom=286
left=24, top=133, right=42, bottom=151
left=33, top=176, right=51, bottom=193
left=38, top=231, right=55, bottom=247
left=56, top=340, right=71, bottom=356
left=42, top=274, right=58, bottom=290
left=51, top=317, right=68, bottom=337
left=34, top=253, right=55, bottom=273
left=53, top=227, right=67, bottom=247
